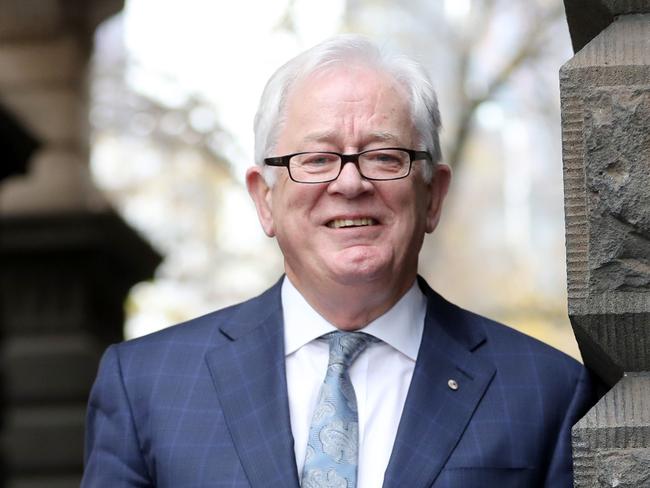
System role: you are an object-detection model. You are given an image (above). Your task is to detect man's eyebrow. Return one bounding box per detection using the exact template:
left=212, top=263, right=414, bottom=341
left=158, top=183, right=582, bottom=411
left=302, top=130, right=339, bottom=143
left=301, top=130, right=402, bottom=145
left=366, top=131, right=401, bottom=143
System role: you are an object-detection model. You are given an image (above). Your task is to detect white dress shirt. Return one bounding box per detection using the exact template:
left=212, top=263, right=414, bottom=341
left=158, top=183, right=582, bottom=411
left=282, top=277, right=426, bottom=488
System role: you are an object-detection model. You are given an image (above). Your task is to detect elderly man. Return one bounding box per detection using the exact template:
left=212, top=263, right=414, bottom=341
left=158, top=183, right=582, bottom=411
left=83, top=35, right=597, bottom=487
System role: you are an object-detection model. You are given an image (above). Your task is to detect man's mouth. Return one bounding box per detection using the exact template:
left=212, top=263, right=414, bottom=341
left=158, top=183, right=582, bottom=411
left=326, top=217, right=378, bottom=229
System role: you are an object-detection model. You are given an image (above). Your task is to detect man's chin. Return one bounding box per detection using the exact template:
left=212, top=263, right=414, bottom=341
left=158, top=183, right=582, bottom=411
left=326, top=249, right=393, bottom=286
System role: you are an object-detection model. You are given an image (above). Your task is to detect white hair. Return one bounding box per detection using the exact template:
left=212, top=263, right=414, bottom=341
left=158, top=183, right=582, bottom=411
left=253, top=34, right=442, bottom=182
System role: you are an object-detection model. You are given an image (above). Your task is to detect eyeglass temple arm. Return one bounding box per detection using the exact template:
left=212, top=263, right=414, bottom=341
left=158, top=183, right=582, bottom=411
left=263, top=156, right=290, bottom=167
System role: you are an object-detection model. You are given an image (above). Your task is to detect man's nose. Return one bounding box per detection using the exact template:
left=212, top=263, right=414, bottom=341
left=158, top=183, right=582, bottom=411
left=327, top=160, right=374, bottom=197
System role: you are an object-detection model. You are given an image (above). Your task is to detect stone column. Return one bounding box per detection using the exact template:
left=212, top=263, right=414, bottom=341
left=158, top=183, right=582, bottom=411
left=0, top=1, right=161, bottom=486
left=560, top=1, right=650, bottom=486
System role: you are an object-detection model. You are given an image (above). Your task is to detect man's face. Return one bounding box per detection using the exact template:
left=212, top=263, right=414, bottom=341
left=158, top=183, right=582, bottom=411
left=247, top=65, right=450, bottom=297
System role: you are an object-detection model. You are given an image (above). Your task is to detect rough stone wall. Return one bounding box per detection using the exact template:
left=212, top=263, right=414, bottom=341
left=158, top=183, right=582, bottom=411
left=561, top=2, right=650, bottom=486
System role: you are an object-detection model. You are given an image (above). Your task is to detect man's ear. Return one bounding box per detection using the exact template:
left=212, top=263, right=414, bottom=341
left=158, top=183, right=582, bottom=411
left=246, top=166, right=276, bottom=237
left=425, top=163, right=452, bottom=234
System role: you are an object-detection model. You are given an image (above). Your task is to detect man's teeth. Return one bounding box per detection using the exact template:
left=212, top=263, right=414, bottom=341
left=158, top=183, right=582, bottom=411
left=327, top=218, right=376, bottom=228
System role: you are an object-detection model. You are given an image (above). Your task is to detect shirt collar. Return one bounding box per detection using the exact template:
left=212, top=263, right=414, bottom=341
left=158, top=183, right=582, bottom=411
left=282, top=276, right=426, bottom=361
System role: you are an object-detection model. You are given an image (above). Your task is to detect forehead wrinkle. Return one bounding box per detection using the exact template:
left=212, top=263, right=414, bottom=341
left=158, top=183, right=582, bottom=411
left=365, top=131, right=402, bottom=144
left=302, top=129, right=339, bottom=144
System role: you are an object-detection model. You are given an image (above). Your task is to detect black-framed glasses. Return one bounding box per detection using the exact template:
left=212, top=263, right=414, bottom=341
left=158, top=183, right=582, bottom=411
left=264, top=147, right=432, bottom=184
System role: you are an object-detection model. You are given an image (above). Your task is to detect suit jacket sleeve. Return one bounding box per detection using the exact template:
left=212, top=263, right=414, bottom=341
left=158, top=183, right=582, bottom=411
left=544, top=365, right=598, bottom=487
left=82, top=345, right=154, bottom=487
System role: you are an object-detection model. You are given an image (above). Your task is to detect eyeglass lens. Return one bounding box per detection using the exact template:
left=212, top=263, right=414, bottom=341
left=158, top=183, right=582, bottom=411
left=289, top=149, right=410, bottom=182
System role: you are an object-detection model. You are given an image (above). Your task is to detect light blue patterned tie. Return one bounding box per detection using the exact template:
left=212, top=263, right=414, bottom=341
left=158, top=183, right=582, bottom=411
left=301, top=331, right=377, bottom=488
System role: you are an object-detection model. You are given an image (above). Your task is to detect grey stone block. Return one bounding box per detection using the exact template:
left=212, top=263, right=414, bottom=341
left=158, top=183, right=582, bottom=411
left=561, top=16, right=650, bottom=303
left=560, top=14, right=650, bottom=377
left=601, top=0, right=650, bottom=15
left=572, top=313, right=649, bottom=385
left=584, top=86, right=650, bottom=295
left=594, top=449, right=650, bottom=487
left=573, top=373, right=650, bottom=487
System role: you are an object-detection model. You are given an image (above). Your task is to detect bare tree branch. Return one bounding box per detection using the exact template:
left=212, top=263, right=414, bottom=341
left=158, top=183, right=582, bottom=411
left=446, top=1, right=565, bottom=168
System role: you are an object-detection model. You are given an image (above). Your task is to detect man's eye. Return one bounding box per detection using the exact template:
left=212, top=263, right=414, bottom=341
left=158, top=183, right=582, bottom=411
left=376, top=154, right=400, bottom=162
left=367, top=151, right=404, bottom=164
left=302, top=154, right=337, bottom=166
left=308, top=157, right=329, bottom=165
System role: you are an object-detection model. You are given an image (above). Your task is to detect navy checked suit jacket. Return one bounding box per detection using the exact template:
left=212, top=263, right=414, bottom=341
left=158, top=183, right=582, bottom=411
left=82, top=277, right=598, bottom=487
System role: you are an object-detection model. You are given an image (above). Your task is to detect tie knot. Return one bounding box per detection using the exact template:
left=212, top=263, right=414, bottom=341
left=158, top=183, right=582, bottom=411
left=326, top=331, right=377, bottom=368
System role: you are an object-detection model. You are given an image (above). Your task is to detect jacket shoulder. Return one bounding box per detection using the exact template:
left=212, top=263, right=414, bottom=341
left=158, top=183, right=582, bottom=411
left=476, top=311, right=580, bottom=367
left=112, top=279, right=283, bottom=363
left=420, top=277, right=586, bottom=392
left=420, top=276, right=582, bottom=374
left=461, top=307, right=589, bottom=403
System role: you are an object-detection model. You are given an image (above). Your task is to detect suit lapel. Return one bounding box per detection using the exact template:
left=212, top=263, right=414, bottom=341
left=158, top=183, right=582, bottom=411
left=205, top=280, right=300, bottom=488
left=383, top=279, right=496, bottom=488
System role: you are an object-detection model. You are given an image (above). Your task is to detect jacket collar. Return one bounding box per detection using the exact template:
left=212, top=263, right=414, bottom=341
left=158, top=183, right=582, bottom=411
left=205, top=278, right=300, bottom=488
left=206, top=276, right=495, bottom=488
left=382, top=277, right=495, bottom=488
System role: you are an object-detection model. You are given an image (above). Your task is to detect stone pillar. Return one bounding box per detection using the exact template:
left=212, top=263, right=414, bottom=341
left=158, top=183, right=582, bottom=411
left=560, top=1, right=650, bottom=486
left=0, top=1, right=161, bottom=486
